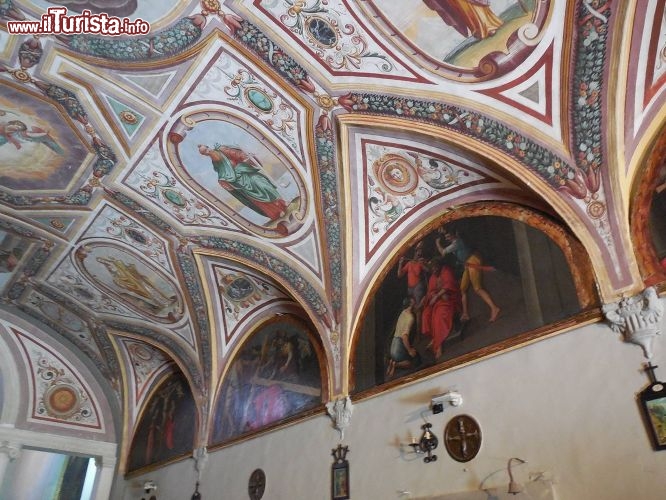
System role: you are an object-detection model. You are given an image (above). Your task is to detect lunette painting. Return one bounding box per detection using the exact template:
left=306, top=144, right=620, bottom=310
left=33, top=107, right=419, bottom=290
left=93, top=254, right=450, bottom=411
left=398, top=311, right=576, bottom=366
left=211, top=317, right=323, bottom=445
left=353, top=215, right=587, bottom=392
left=126, top=372, right=196, bottom=472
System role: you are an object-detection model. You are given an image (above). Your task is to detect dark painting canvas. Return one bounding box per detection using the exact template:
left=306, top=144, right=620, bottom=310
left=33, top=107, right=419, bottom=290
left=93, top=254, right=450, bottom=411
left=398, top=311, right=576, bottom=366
left=354, top=215, right=588, bottom=392
left=127, top=372, right=196, bottom=472
left=211, top=318, right=322, bottom=444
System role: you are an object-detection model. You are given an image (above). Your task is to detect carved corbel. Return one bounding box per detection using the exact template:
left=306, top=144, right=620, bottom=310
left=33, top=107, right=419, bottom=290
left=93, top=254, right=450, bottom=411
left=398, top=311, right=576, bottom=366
left=602, top=287, right=663, bottom=358
left=326, top=396, right=353, bottom=440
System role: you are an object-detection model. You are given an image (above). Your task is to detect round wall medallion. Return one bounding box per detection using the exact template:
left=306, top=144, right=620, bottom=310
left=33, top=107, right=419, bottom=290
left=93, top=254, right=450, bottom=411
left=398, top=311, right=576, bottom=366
left=372, top=153, right=418, bottom=196
left=444, top=414, right=482, bottom=462
left=44, top=384, right=80, bottom=418
left=248, top=468, right=265, bottom=500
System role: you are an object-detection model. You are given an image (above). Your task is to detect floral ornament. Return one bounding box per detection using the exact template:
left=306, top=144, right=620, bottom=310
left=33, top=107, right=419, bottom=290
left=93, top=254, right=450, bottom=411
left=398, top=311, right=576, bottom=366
left=280, top=0, right=393, bottom=72
left=60, top=16, right=206, bottom=62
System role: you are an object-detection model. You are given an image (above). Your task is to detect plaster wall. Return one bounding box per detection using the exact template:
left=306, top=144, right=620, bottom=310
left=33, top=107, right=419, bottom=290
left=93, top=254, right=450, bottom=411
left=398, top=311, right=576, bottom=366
left=119, top=319, right=666, bottom=500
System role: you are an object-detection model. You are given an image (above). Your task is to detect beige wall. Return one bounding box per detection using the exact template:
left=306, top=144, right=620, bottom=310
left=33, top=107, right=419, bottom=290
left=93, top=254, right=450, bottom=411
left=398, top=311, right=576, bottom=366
left=119, top=319, right=666, bottom=500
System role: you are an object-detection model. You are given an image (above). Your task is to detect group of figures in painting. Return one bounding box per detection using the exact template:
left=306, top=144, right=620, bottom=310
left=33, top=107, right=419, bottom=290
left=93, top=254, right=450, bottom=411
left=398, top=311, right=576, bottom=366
left=126, top=320, right=322, bottom=472
left=212, top=322, right=321, bottom=443
left=386, top=225, right=501, bottom=377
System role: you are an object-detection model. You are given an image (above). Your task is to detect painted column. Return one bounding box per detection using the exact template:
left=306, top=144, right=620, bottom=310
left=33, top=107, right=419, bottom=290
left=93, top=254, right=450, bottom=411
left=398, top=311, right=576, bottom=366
left=512, top=220, right=543, bottom=327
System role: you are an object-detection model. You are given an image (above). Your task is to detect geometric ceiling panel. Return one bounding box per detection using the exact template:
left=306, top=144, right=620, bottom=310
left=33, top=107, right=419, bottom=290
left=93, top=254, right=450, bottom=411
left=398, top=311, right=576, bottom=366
left=186, top=46, right=308, bottom=163
left=346, top=127, right=526, bottom=280
left=0, top=82, right=92, bottom=196
left=82, top=203, right=173, bottom=272
left=630, top=0, right=666, bottom=139
left=114, top=337, right=174, bottom=421
left=8, top=323, right=105, bottom=432
left=22, top=289, right=100, bottom=357
left=242, top=0, right=427, bottom=81
left=117, top=70, right=178, bottom=100
left=199, top=255, right=294, bottom=359
left=123, top=140, right=240, bottom=230
left=477, top=44, right=555, bottom=127
left=101, top=93, right=145, bottom=140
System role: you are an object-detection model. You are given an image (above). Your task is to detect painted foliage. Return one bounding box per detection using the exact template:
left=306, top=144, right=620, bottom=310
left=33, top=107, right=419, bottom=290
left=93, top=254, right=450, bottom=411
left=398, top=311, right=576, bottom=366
left=367, top=0, right=549, bottom=79
left=167, top=111, right=306, bottom=237
left=353, top=216, right=584, bottom=392
left=126, top=372, right=196, bottom=472
left=211, top=317, right=322, bottom=445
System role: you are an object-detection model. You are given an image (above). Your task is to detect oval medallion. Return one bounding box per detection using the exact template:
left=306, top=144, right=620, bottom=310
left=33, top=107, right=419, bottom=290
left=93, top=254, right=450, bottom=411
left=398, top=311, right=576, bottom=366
left=162, top=188, right=187, bottom=207
left=246, top=88, right=274, bottom=112
left=227, top=277, right=255, bottom=301
left=305, top=17, right=337, bottom=47
left=125, top=227, right=149, bottom=245
left=444, top=414, right=482, bottom=462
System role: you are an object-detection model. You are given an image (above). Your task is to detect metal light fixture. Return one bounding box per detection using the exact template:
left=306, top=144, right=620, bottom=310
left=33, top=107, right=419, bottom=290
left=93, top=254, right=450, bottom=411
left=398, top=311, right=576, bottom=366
left=191, top=481, right=201, bottom=500
left=407, top=422, right=438, bottom=463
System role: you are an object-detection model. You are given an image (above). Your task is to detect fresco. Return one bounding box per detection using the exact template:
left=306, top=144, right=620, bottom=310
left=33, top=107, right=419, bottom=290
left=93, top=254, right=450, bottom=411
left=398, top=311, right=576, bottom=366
left=74, top=242, right=184, bottom=323
left=211, top=318, right=323, bottom=445
left=650, top=165, right=666, bottom=268
left=353, top=216, right=584, bottom=392
left=0, top=230, right=31, bottom=293
left=167, top=110, right=306, bottom=237
left=368, top=0, right=548, bottom=79
left=126, top=372, right=196, bottom=472
left=0, top=86, right=89, bottom=192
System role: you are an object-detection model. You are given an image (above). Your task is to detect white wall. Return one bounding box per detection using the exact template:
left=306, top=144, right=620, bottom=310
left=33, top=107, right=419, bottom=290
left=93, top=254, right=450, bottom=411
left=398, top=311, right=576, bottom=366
left=119, top=320, right=666, bottom=500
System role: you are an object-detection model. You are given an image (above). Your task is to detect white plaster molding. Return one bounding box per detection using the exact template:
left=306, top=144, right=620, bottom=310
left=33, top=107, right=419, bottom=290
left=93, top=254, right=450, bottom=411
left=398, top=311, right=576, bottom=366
left=0, top=330, right=21, bottom=425
left=602, top=287, right=664, bottom=358
left=0, top=440, right=21, bottom=461
left=326, top=396, right=353, bottom=440
left=0, top=426, right=117, bottom=463
left=193, top=446, right=208, bottom=482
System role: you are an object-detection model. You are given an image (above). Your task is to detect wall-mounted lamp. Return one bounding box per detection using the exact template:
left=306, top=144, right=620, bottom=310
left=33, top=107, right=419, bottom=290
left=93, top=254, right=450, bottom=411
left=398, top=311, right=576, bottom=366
left=405, top=422, right=438, bottom=463
left=191, top=481, right=201, bottom=500
left=507, top=457, right=527, bottom=495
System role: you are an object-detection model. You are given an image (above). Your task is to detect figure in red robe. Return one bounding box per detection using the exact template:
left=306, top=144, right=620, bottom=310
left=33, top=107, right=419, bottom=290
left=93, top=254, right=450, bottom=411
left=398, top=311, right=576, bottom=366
left=421, top=259, right=461, bottom=359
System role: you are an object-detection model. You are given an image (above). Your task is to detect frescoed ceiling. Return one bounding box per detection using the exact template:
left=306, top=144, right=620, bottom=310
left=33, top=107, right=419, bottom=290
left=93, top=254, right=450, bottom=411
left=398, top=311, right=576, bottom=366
left=1, top=0, right=665, bottom=472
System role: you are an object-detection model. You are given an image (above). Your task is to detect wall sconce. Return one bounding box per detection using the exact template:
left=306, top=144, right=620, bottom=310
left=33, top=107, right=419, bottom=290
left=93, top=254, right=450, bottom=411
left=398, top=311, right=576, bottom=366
left=405, top=422, right=438, bottom=463
left=191, top=481, right=201, bottom=500
left=507, top=457, right=526, bottom=495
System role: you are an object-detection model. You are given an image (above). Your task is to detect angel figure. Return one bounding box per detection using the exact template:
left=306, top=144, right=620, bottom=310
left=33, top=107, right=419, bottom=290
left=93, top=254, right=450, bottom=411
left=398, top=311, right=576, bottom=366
left=0, top=119, right=64, bottom=154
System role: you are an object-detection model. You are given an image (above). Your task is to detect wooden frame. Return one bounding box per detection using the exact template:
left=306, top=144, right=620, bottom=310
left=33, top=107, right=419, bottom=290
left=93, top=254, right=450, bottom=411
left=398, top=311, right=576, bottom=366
left=331, top=445, right=350, bottom=500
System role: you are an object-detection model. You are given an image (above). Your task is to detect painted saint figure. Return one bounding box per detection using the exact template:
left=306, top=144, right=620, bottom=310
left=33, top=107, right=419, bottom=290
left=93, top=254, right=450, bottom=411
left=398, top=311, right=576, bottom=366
left=96, top=256, right=176, bottom=310
left=421, top=258, right=461, bottom=359
left=423, top=0, right=504, bottom=39
left=0, top=119, right=63, bottom=153
left=198, top=144, right=288, bottom=221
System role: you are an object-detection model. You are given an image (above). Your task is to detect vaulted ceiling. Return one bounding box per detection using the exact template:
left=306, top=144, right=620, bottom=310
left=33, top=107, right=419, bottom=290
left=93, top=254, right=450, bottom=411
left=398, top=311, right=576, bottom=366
left=1, top=0, right=665, bottom=474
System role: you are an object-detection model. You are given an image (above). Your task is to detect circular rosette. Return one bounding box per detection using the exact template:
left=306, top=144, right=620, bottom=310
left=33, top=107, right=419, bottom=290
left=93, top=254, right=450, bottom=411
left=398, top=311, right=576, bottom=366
left=372, top=154, right=418, bottom=196
left=44, top=383, right=81, bottom=419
